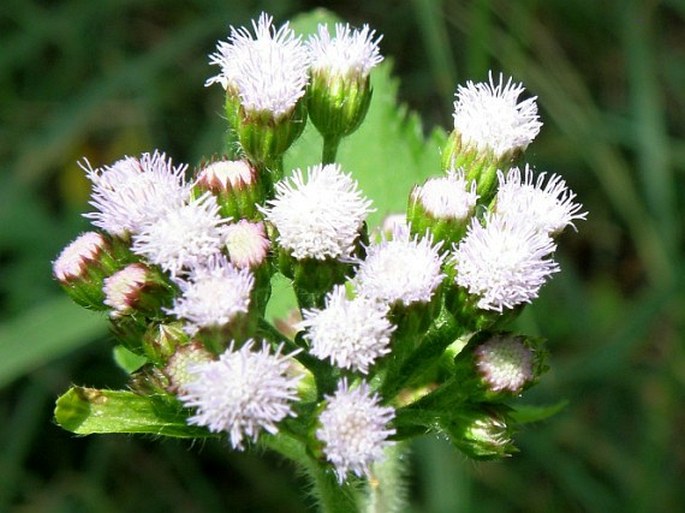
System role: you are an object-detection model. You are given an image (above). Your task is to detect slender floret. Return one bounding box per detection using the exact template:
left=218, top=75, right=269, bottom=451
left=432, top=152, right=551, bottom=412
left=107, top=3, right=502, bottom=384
left=179, top=341, right=302, bottom=449
left=412, top=169, right=478, bottom=220
left=494, top=165, right=587, bottom=236
left=307, top=23, right=383, bottom=79
left=355, top=227, right=445, bottom=306
left=475, top=335, right=534, bottom=393
left=83, top=151, right=190, bottom=237
left=206, top=12, right=309, bottom=119
left=316, top=379, right=396, bottom=483
left=299, top=286, right=395, bottom=374
left=167, top=255, right=254, bottom=335
left=452, top=214, right=559, bottom=312
left=452, top=72, right=542, bottom=159
left=262, top=163, right=373, bottom=260
left=131, top=193, right=228, bottom=276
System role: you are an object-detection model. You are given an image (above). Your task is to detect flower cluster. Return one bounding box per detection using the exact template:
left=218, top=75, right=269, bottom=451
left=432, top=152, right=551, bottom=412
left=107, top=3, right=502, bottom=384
left=52, top=10, right=585, bottom=500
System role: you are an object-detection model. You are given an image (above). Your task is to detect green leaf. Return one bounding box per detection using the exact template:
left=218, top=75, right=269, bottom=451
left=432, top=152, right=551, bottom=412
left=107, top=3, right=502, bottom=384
left=112, top=345, right=148, bottom=374
left=287, top=10, right=448, bottom=229
left=54, top=386, right=212, bottom=438
left=0, top=296, right=107, bottom=388
left=510, top=400, right=568, bottom=424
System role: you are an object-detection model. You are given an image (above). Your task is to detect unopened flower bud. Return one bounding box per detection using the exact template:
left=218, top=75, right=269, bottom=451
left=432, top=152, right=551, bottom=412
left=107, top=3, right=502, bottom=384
left=142, top=321, right=190, bottom=367
left=194, top=159, right=260, bottom=219
left=445, top=406, right=517, bottom=460
left=224, top=220, right=270, bottom=269
left=52, top=231, right=126, bottom=310
left=453, top=332, right=547, bottom=400
left=408, top=169, right=478, bottom=247
left=163, top=340, right=214, bottom=394
left=306, top=23, right=383, bottom=141
left=103, top=262, right=174, bottom=319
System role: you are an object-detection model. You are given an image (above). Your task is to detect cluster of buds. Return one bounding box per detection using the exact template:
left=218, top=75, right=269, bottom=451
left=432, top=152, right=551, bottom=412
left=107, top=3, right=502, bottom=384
left=53, top=11, right=585, bottom=490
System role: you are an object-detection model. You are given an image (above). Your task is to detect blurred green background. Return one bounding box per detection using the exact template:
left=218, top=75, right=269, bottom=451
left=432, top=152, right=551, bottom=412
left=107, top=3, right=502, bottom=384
left=1, top=0, right=684, bottom=512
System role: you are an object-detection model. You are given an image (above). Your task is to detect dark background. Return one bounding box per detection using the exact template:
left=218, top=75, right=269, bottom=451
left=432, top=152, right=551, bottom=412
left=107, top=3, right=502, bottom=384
left=1, top=1, right=684, bottom=512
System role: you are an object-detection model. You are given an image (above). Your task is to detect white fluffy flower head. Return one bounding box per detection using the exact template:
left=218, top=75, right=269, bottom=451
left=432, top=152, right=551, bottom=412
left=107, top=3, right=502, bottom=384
left=475, top=335, right=534, bottom=393
left=180, top=341, right=302, bottom=449
left=299, top=285, right=395, bottom=374
left=262, top=163, right=373, bottom=260
left=167, top=255, right=254, bottom=336
left=453, top=72, right=542, bottom=159
left=83, top=151, right=190, bottom=237
left=355, top=228, right=445, bottom=306
left=53, top=231, right=106, bottom=282
left=131, top=193, right=228, bottom=276
left=495, top=165, right=587, bottom=235
left=307, top=23, right=383, bottom=79
left=316, top=379, right=395, bottom=483
left=206, top=12, right=309, bottom=119
left=412, top=169, right=478, bottom=220
left=452, top=214, right=559, bottom=312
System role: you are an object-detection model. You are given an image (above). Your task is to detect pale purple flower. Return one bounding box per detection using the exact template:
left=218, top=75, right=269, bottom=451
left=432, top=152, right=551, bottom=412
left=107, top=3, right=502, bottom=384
left=83, top=151, right=190, bottom=237
left=206, top=12, right=309, bottom=118
left=453, top=72, right=542, bottom=159
left=316, top=379, right=395, bottom=482
left=452, top=214, right=559, bottom=311
left=224, top=220, right=270, bottom=268
left=131, top=193, right=228, bottom=276
left=180, top=341, right=302, bottom=449
left=299, top=285, right=395, bottom=374
left=355, top=228, right=445, bottom=306
left=494, top=165, right=587, bottom=235
left=262, top=163, right=373, bottom=260
left=167, top=255, right=254, bottom=335
left=307, top=23, right=383, bottom=79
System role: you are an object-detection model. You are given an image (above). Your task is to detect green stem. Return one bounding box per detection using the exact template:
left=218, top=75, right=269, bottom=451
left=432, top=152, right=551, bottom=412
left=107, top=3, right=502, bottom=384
left=381, top=309, right=462, bottom=399
left=262, top=433, right=359, bottom=513
left=322, top=134, right=341, bottom=164
left=307, top=462, right=360, bottom=513
left=363, top=443, right=410, bottom=513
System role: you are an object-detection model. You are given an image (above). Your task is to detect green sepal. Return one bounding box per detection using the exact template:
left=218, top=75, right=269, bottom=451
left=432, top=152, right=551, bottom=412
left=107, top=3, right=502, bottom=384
left=54, top=386, right=212, bottom=438
left=308, top=71, right=373, bottom=141
left=233, top=97, right=308, bottom=172
left=441, top=131, right=512, bottom=203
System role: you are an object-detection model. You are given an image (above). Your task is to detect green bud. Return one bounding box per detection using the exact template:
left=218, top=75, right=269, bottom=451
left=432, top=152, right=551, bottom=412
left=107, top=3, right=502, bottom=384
left=452, top=332, right=547, bottom=401
left=308, top=70, right=373, bottom=140
left=442, top=131, right=517, bottom=203
left=163, top=341, right=213, bottom=394
left=142, top=321, right=190, bottom=367
left=227, top=90, right=307, bottom=173
left=444, top=406, right=517, bottom=460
